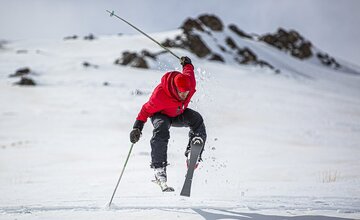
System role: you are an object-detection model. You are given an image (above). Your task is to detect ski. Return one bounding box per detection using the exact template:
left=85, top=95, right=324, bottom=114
left=180, top=137, right=204, bottom=197
left=152, top=179, right=175, bottom=192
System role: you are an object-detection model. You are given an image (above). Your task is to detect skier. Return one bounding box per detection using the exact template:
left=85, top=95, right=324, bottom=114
left=129, top=56, right=207, bottom=190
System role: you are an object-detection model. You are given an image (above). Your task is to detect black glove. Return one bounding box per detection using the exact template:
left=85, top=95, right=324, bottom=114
left=180, top=56, right=192, bottom=67
left=130, top=120, right=144, bottom=143
left=130, top=128, right=141, bottom=143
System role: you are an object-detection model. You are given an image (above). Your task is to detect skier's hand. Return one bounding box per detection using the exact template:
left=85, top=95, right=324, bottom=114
left=130, top=120, right=144, bottom=143
left=130, top=128, right=141, bottom=143
left=180, top=56, right=192, bottom=67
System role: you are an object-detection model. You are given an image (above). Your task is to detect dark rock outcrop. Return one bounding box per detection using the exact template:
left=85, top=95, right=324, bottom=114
left=163, top=14, right=261, bottom=66
left=116, top=14, right=342, bottom=74
left=237, top=47, right=257, bottom=64
left=164, top=15, right=225, bottom=58
left=198, top=14, right=223, bottom=31
left=131, top=57, right=148, bottom=69
left=141, top=50, right=157, bottom=59
left=317, top=53, right=341, bottom=68
left=84, top=33, right=96, bottom=40
left=64, top=34, right=96, bottom=41
left=82, top=61, right=99, bottom=68
left=185, top=34, right=211, bottom=58
left=209, top=53, right=225, bottom=62
left=14, top=77, right=36, bottom=86
left=9, top=67, right=31, bottom=77
left=114, top=51, right=149, bottom=69
left=259, top=28, right=312, bottom=59
left=163, top=27, right=211, bottom=58
left=64, top=35, right=78, bottom=40
left=115, top=51, right=137, bottom=66
left=224, top=36, right=271, bottom=67
left=225, top=37, right=237, bottom=49
left=181, top=18, right=204, bottom=33
left=165, top=14, right=225, bottom=58
left=228, top=24, right=253, bottom=39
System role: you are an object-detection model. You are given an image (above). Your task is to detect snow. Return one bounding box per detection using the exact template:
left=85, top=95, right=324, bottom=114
left=1, top=32, right=360, bottom=220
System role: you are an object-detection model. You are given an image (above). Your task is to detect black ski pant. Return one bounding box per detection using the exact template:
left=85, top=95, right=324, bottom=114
left=150, top=108, right=206, bottom=168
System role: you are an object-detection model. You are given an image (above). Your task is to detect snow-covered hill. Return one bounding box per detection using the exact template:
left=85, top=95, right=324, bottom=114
left=0, top=25, right=360, bottom=219
left=112, top=14, right=360, bottom=78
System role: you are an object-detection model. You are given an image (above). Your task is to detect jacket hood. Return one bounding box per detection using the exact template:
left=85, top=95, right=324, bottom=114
left=161, top=71, right=182, bottom=100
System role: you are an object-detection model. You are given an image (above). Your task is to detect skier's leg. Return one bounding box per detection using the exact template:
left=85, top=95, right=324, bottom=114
left=150, top=113, right=171, bottom=169
left=175, top=108, right=206, bottom=141
left=172, top=108, right=207, bottom=160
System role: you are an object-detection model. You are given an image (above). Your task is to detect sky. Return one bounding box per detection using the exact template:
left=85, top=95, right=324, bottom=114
left=0, top=0, right=359, bottom=65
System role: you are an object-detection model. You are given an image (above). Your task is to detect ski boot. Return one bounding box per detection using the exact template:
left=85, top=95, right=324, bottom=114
left=185, top=137, right=204, bottom=169
left=153, top=167, right=174, bottom=192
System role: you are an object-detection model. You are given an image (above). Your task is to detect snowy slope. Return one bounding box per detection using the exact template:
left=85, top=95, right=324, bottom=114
left=0, top=32, right=360, bottom=220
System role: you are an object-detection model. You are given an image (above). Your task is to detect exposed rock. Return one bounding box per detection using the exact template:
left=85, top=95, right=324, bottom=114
left=198, top=14, right=223, bottom=31
left=83, top=62, right=91, bottom=67
left=141, top=50, right=157, bottom=59
left=131, top=57, right=148, bottom=69
left=117, top=14, right=340, bottom=74
left=84, top=33, right=96, bottom=40
left=114, top=51, right=148, bottom=69
left=14, top=77, right=36, bottom=86
left=163, top=35, right=211, bottom=58
left=82, top=61, right=99, bottom=68
left=9, top=67, right=31, bottom=77
left=162, top=38, right=181, bottom=48
left=225, top=37, right=255, bottom=63
left=162, top=14, right=275, bottom=69
left=181, top=18, right=204, bottom=33
left=185, top=34, right=211, bottom=58
left=259, top=28, right=313, bottom=59
left=237, top=48, right=257, bottom=64
left=317, top=53, right=341, bottom=68
left=292, top=42, right=312, bottom=59
left=171, top=15, right=222, bottom=58
left=257, top=60, right=278, bottom=71
left=228, top=24, right=253, bottom=39
left=209, top=53, right=225, bottom=62
left=223, top=36, right=273, bottom=68
left=218, top=45, right=227, bottom=52
left=64, top=35, right=78, bottom=40
left=115, top=51, right=137, bottom=65
left=225, top=37, right=237, bottom=49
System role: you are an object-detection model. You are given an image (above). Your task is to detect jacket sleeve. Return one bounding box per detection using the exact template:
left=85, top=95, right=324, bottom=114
left=136, top=90, right=163, bottom=123
left=182, top=64, right=196, bottom=89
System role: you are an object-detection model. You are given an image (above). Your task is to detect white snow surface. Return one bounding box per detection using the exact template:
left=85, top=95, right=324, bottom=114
left=1, top=32, right=360, bottom=219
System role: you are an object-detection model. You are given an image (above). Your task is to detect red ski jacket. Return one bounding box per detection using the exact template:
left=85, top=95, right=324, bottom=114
left=136, top=64, right=196, bottom=122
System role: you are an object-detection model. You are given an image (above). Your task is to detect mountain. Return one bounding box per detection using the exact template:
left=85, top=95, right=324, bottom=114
left=113, top=14, right=360, bottom=76
left=1, top=14, right=360, bottom=220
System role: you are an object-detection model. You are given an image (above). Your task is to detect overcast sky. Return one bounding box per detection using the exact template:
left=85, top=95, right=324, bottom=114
left=1, top=0, right=359, bottom=64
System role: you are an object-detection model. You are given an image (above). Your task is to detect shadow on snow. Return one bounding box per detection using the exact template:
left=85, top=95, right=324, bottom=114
left=193, top=209, right=354, bottom=220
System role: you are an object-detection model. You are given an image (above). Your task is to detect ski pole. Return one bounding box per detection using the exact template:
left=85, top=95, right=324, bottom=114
left=106, top=10, right=181, bottom=60
left=107, top=143, right=135, bottom=207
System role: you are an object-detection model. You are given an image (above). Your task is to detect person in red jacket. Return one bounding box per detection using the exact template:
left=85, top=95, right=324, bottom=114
left=130, top=56, right=206, bottom=185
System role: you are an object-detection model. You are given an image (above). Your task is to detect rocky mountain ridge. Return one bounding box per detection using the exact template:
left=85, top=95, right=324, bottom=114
left=115, top=14, right=354, bottom=74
